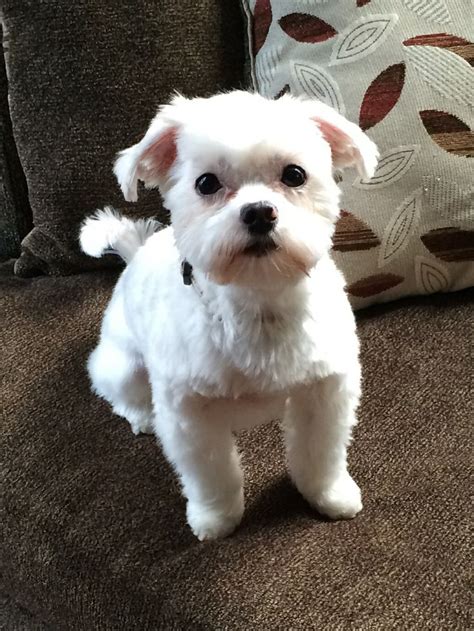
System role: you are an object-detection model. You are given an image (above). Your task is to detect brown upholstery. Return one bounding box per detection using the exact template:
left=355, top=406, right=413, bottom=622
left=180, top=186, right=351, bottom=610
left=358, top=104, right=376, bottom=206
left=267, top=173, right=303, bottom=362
left=0, top=24, right=31, bottom=261
left=1, top=262, right=471, bottom=628
left=1, top=0, right=245, bottom=275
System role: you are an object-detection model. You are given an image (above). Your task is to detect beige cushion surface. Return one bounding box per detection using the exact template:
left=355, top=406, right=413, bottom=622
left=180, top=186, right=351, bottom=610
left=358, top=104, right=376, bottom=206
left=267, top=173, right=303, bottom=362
left=242, top=0, right=474, bottom=308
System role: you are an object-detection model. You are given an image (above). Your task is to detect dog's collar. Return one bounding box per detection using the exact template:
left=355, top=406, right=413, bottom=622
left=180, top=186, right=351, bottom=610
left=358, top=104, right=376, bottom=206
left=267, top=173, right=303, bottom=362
left=181, top=260, right=215, bottom=319
left=181, top=260, right=194, bottom=286
left=180, top=260, right=281, bottom=326
left=181, top=259, right=205, bottom=301
left=180, top=260, right=280, bottom=327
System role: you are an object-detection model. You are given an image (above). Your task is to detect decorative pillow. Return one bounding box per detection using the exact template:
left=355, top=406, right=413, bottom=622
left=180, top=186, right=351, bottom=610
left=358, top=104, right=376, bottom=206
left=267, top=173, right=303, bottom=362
left=1, top=0, right=245, bottom=276
left=242, top=0, right=473, bottom=308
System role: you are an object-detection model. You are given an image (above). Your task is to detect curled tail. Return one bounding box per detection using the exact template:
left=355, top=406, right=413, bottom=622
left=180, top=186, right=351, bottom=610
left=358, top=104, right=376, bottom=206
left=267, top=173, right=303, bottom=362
left=80, top=207, right=161, bottom=263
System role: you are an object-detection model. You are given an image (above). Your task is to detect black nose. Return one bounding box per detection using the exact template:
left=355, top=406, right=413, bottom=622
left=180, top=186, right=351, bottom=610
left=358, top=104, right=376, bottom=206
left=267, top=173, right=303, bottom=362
left=240, top=202, right=278, bottom=235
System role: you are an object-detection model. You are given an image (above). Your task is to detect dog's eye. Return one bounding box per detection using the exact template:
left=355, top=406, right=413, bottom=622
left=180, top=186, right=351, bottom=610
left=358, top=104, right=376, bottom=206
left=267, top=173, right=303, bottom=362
left=281, top=165, right=306, bottom=188
left=195, top=173, right=222, bottom=195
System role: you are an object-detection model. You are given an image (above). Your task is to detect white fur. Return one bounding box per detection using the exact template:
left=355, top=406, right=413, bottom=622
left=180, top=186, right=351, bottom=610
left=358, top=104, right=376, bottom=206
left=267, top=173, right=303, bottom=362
left=80, top=207, right=161, bottom=263
left=81, top=91, right=378, bottom=540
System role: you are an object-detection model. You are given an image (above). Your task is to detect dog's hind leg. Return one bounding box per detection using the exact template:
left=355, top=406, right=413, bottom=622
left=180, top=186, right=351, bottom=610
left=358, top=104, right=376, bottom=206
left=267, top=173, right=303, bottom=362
left=88, top=338, right=153, bottom=435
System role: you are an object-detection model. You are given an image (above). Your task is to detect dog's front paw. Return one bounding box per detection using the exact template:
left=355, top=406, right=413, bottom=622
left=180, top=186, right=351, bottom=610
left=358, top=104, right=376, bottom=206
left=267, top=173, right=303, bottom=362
left=129, top=415, right=154, bottom=436
left=309, top=474, right=362, bottom=520
left=187, top=491, right=244, bottom=541
left=112, top=403, right=154, bottom=435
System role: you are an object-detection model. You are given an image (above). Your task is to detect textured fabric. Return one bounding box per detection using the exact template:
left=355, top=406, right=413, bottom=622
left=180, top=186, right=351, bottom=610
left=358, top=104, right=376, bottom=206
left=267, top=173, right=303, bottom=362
left=242, top=0, right=474, bottom=308
left=0, top=24, right=31, bottom=261
left=0, top=592, right=51, bottom=631
left=1, top=263, right=471, bottom=628
left=0, top=0, right=245, bottom=276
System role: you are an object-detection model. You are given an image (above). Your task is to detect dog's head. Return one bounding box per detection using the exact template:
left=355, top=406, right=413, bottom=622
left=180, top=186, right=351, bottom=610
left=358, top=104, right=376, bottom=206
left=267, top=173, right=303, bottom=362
left=115, top=91, right=377, bottom=287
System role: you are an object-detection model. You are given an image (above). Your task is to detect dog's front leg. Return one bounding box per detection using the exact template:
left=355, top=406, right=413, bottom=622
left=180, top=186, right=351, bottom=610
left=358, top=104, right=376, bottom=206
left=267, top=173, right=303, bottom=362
left=284, top=372, right=362, bottom=519
left=153, top=391, right=244, bottom=541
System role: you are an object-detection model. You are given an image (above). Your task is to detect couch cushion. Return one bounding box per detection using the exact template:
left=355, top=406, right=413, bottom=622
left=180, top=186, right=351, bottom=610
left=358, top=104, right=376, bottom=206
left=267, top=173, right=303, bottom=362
left=0, top=592, right=49, bottom=631
left=1, top=0, right=245, bottom=276
left=1, top=265, right=471, bottom=628
left=0, top=24, right=31, bottom=261
left=242, top=0, right=474, bottom=309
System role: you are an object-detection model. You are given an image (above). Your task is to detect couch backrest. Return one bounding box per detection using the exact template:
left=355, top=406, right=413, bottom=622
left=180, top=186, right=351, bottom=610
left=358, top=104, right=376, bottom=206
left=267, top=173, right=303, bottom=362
left=1, top=1, right=246, bottom=275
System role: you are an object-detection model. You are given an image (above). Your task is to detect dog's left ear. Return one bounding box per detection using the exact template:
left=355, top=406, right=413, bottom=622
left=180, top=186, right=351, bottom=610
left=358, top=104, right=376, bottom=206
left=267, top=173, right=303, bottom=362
left=114, top=96, right=188, bottom=202
left=308, top=102, right=378, bottom=179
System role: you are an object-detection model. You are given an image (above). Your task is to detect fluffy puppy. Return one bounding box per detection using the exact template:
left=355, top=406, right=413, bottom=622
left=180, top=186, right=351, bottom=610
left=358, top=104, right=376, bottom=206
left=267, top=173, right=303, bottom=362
left=80, top=91, right=378, bottom=540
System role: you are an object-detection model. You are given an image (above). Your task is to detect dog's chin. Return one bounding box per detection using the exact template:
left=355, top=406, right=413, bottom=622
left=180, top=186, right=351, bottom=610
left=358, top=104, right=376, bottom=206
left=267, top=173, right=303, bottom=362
left=208, top=238, right=317, bottom=287
left=242, top=236, right=278, bottom=258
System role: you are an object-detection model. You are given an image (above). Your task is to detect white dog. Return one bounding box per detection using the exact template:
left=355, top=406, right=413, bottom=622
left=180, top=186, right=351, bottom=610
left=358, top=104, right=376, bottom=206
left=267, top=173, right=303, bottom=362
left=80, top=91, right=378, bottom=541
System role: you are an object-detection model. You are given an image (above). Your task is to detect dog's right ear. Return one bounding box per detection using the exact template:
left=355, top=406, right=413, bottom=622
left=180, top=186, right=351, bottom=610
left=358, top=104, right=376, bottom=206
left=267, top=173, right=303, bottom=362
left=114, top=98, right=187, bottom=202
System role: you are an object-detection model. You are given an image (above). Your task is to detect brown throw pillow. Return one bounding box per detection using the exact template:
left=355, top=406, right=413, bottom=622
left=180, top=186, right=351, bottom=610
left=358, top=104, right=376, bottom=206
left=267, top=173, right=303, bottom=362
left=242, top=0, right=473, bottom=308
left=1, top=0, right=245, bottom=276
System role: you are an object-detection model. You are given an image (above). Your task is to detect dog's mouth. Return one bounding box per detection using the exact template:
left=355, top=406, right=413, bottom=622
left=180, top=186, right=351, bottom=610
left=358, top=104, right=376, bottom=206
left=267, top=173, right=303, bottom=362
left=242, top=237, right=278, bottom=258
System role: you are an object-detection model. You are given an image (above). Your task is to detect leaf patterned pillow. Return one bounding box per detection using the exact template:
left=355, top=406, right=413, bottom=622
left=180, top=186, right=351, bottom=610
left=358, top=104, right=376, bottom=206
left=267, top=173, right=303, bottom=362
left=242, top=0, right=473, bottom=308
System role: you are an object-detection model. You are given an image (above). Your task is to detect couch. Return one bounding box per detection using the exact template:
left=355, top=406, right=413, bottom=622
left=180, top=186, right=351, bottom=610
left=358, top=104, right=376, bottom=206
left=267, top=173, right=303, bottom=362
left=1, top=3, right=471, bottom=628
